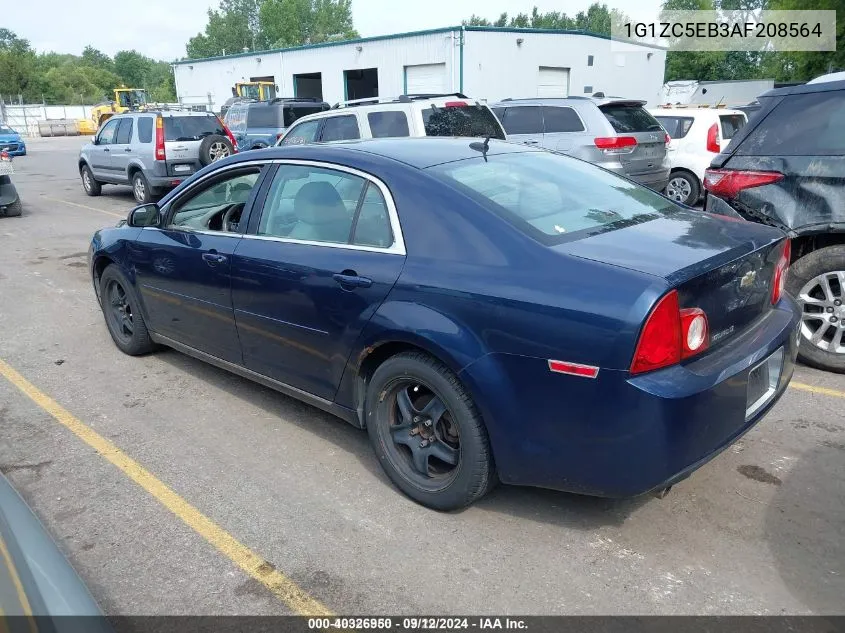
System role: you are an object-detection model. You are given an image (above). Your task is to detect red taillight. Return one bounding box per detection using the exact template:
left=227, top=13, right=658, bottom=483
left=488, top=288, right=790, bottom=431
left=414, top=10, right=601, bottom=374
left=703, top=168, right=784, bottom=199
left=218, top=116, right=238, bottom=152
left=444, top=101, right=468, bottom=108
left=154, top=116, right=165, bottom=161
left=630, top=290, right=710, bottom=375
left=594, top=136, right=637, bottom=154
left=706, top=122, right=720, bottom=153
left=664, top=132, right=671, bottom=145
left=771, top=239, right=791, bottom=305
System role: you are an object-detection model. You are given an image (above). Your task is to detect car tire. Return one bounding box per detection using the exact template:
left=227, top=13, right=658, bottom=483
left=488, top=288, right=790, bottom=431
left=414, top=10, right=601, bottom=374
left=665, top=171, right=700, bottom=206
left=365, top=351, right=496, bottom=510
left=198, top=135, right=234, bottom=166
left=99, top=264, right=156, bottom=356
left=787, top=245, right=845, bottom=373
left=132, top=171, right=153, bottom=204
left=3, top=198, right=22, bottom=217
left=81, top=164, right=102, bottom=196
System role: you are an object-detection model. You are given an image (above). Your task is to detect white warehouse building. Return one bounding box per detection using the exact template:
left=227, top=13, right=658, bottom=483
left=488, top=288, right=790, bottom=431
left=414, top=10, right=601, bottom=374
left=173, top=26, right=666, bottom=112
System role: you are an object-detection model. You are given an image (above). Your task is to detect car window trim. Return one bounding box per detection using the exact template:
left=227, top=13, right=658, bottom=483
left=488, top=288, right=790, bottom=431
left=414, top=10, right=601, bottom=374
left=541, top=105, right=586, bottom=134
left=243, top=159, right=406, bottom=256
left=154, top=160, right=273, bottom=237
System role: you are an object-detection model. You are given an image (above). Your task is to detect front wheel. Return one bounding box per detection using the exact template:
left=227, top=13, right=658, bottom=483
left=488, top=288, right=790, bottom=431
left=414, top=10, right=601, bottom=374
left=365, top=351, right=496, bottom=510
left=788, top=245, right=845, bottom=373
left=99, top=265, right=156, bottom=356
left=81, top=164, right=102, bottom=196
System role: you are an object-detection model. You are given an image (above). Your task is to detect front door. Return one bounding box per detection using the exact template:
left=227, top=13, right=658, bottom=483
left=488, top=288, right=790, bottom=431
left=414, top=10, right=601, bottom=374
left=128, top=164, right=267, bottom=363
left=90, top=118, right=120, bottom=179
left=232, top=162, right=405, bottom=400
left=110, top=117, right=134, bottom=179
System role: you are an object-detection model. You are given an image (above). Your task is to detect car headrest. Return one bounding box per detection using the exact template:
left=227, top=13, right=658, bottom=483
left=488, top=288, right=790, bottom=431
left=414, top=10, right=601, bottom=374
left=294, top=181, right=347, bottom=224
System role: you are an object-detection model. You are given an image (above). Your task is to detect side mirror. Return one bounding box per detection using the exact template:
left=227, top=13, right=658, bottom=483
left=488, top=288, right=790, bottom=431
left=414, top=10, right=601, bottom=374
left=128, top=203, right=160, bottom=228
left=91, top=136, right=98, bottom=145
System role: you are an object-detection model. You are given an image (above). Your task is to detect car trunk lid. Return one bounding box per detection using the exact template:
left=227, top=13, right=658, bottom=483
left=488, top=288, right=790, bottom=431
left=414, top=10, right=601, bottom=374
left=599, top=101, right=667, bottom=177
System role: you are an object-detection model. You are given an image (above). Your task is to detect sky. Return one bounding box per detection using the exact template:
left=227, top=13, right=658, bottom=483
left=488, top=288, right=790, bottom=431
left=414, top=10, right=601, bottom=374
left=10, top=0, right=662, bottom=61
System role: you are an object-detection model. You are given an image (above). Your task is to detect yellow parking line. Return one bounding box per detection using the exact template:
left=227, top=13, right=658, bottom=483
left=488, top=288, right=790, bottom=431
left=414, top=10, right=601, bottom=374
left=41, top=195, right=125, bottom=219
left=0, top=534, right=37, bottom=632
left=0, top=357, right=332, bottom=617
left=790, top=381, right=845, bottom=399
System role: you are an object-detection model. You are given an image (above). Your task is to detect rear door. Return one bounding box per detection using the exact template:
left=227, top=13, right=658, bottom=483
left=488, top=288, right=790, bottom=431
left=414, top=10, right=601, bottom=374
left=599, top=102, right=667, bottom=178
left=541, top=105, right=586, bottom=152
left=110, top=117, right=134, bottom=177
left=232, top=162, right=405, bottom=399
left=495, top=106, right=544, bottom=146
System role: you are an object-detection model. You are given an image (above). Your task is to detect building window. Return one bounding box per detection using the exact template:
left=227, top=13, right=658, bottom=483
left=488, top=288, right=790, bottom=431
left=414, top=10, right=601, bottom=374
left=587, top=55, right=594, bottom=66
left=584, top=86, right=593, bottom=94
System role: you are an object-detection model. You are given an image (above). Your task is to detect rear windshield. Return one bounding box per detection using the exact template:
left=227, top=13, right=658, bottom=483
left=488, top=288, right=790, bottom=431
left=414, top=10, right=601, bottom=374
left=429, top=152, right=676, bottom=244
left=654, top=116, right=693, bottom=139
left=601, top=105, right=663, bottom=133
left=421, top=104, right=505, bottom=139
left=719, top=114, right=746, bottom=140
left=163, top=116, right=224, bottom=142
left=284, top=105, right=328, bottom=127
left=247, top=105, right=283, bottom=128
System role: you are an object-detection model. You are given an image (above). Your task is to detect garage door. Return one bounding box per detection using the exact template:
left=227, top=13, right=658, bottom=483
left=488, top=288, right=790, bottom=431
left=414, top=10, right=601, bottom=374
left=537, top=67, right=570, bottom=98
left=405, top=63, right=448, bottom=95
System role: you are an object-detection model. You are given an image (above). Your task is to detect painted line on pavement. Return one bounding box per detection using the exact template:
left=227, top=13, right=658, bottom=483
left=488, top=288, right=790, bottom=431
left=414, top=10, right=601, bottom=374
left=790, top=381, right=845, bottom=399
left=0, top=357, right=333, bottom=617
left=41, top=195, right=125, bottom=219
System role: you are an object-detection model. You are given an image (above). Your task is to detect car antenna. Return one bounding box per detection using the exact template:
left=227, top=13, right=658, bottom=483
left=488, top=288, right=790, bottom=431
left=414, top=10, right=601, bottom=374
left=469, top=136, right=490, bottom=161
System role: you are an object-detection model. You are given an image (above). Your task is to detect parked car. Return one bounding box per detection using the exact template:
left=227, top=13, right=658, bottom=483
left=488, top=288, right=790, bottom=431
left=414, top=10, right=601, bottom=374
left=0, top=124, right=26, bottom=156
left=89, top=138, right=798, bottom=510
left=490, top=97, right=670, bottom=191
left=704, top=79, right=845, bottom=373
left=0, top=472, right=112, bottom=625
left=650, top=107, right=747, bottom=205
left=78, top=110, right=237, bottom=204
left=225, top=97, right=330, bottom=151
left=0, top=150, right=22, bottom=217
left=276, top=93, right=505, bottom=146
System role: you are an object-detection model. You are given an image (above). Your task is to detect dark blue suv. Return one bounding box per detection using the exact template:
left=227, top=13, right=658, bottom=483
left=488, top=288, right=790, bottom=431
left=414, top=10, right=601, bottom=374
left=225, top=98, right=329, bottom=151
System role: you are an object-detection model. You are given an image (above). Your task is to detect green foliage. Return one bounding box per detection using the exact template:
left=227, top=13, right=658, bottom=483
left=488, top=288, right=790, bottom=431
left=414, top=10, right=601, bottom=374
left=461, top=3, right=620, bottom=34
left=0, top=30, right=175, bottom=104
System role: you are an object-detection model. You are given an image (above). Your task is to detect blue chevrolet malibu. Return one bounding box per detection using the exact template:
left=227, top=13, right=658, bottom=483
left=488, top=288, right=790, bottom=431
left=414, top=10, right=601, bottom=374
left=0, top=124, right=26, bottom=156
left=88, top=138, right=800, bottom=510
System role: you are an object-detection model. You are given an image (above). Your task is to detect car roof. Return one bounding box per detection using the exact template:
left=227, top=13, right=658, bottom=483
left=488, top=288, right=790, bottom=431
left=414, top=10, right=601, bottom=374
left=650, top=107, right=746, bottom=117
left=761, top=79, right=845, bottom=98
left=491, top=96, right=646, bottom=108
left=226, top=137, right=536, bottom=170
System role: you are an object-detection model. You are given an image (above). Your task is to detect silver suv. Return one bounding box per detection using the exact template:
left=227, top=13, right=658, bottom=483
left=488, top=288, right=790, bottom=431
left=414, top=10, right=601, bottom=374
left=78, top=110, right=236, bottom=203
left=490, top=97, right=670, bottom=191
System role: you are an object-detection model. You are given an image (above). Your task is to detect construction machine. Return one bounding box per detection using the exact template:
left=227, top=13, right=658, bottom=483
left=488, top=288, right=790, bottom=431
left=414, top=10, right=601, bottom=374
left=235, top=81, right=276, bottom=101
left=88, top=88, right=149, bottom=130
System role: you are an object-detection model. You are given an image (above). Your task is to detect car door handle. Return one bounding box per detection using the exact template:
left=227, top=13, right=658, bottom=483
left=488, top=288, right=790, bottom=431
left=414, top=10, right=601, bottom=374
left=523, top=140, right=539, bottom=145
left=124, top=148, right=132, bottom=152
left=202, top=252, right=227, bottom=265
left=103, top=148, right=110, bottom=152
left=333, top=272, right=372, bottom=288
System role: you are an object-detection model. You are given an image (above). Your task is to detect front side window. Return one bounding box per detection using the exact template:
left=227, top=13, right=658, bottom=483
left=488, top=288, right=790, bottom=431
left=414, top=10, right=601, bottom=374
left=319, top=115, right=360, bottom=142
left=367, top=111, right=410, bottom=138
left=169, top=169, right=261, bottom=232
left=97, top=118, right=120, bottom=145
left=281, top=119, right=322, bottom=145
left=429, top=152, right=676, bottom=244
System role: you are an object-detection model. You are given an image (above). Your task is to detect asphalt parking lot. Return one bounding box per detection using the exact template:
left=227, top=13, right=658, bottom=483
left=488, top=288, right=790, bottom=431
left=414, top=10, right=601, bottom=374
left=0, top=136, right=843, bottom=616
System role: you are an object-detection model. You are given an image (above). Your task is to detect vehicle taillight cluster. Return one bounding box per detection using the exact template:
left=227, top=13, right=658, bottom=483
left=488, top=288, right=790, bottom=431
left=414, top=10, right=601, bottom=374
left=217, top=115, right=238, bottom=152
left=771, top=239, right=791, bottom=305
left=703, top=169, right=784, bottom=198
left=706, top=123, right=720, bottom=153
left=630, top=290, right=709, bottom=375
left=594, top=136, right=637, bottom=154
left=154, top=116, right=166, bottom=161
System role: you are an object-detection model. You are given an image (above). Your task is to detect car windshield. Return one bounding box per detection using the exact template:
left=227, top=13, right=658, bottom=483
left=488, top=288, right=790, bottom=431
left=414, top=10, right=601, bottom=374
left=0, top=125, right=16, bottom=134
left=422, top=104, right=505, bottom=139
left=429, top=150, right=677, bottom=244
left=163, top=116, right=225, bottom=141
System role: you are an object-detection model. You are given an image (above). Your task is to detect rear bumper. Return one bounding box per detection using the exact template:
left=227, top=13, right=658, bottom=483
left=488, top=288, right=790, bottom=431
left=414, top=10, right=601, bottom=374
left=630, top=168, right=671, bottom=191
left=459, top=298, right=800, bottom=497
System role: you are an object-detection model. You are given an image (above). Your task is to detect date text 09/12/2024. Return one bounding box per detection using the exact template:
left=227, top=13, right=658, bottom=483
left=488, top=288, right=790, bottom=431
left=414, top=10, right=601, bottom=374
left=307, top=618, right=528, bottom=630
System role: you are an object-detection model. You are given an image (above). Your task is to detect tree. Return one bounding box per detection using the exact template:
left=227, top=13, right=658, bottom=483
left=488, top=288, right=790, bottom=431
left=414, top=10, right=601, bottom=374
left=82, top=46, right=114, bottom=72
left=0, top=30, right=36, bottom=100
left=767, top=0, right=845, bottom=79
left=259, top=0, right=357, bottom=49
left=461, top=4, right=618, bottom=34
left=187, top=0, right=264, bottom=59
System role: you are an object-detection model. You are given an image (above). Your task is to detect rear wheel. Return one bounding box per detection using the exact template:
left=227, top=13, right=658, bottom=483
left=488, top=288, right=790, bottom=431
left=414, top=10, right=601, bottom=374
left=365, top=351, right=496, bottom=510
left=81, top=164, right=101, bottom=196
left=788, top=245, right=845, bottom=373
left=99, top=265, right=155, bottom=356
left=665, top=171, right=700, bottom=206
left=132, top=171, right=152, bottom=204
left=3, top=198, right=22, bottom=217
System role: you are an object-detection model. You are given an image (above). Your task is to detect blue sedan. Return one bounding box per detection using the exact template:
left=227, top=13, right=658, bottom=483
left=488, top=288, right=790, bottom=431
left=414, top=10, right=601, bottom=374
left=88, top=138, right=800, bottom=510
left=0, top=125, right=26, bottom=156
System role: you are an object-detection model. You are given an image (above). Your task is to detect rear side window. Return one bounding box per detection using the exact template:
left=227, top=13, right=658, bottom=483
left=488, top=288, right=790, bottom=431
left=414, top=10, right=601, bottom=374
left=247, top=105, right=283, bottom=128
left=499, top=107, right=543, bottom=135
left=320, top=115, right=360, bottom=142
left=137, top=117, right=153, bottom=143
left=163, top=116, right=225, bottom=141
left=654, top=116, right=693, bottom=139
left=719, top=114, right=746, bottom=140
left=737, top=91, right=845, bottom=156
left=422, top=104, right=505, bottom=139
left=367, top=111, right=410, bottom=138
left=115, top=118, right=133, bottom=144
left=601, top=105, right=663, bottom=133
left=283, top=105, right=328, bottom=128
left=543, top=106, right=584, bottom=133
